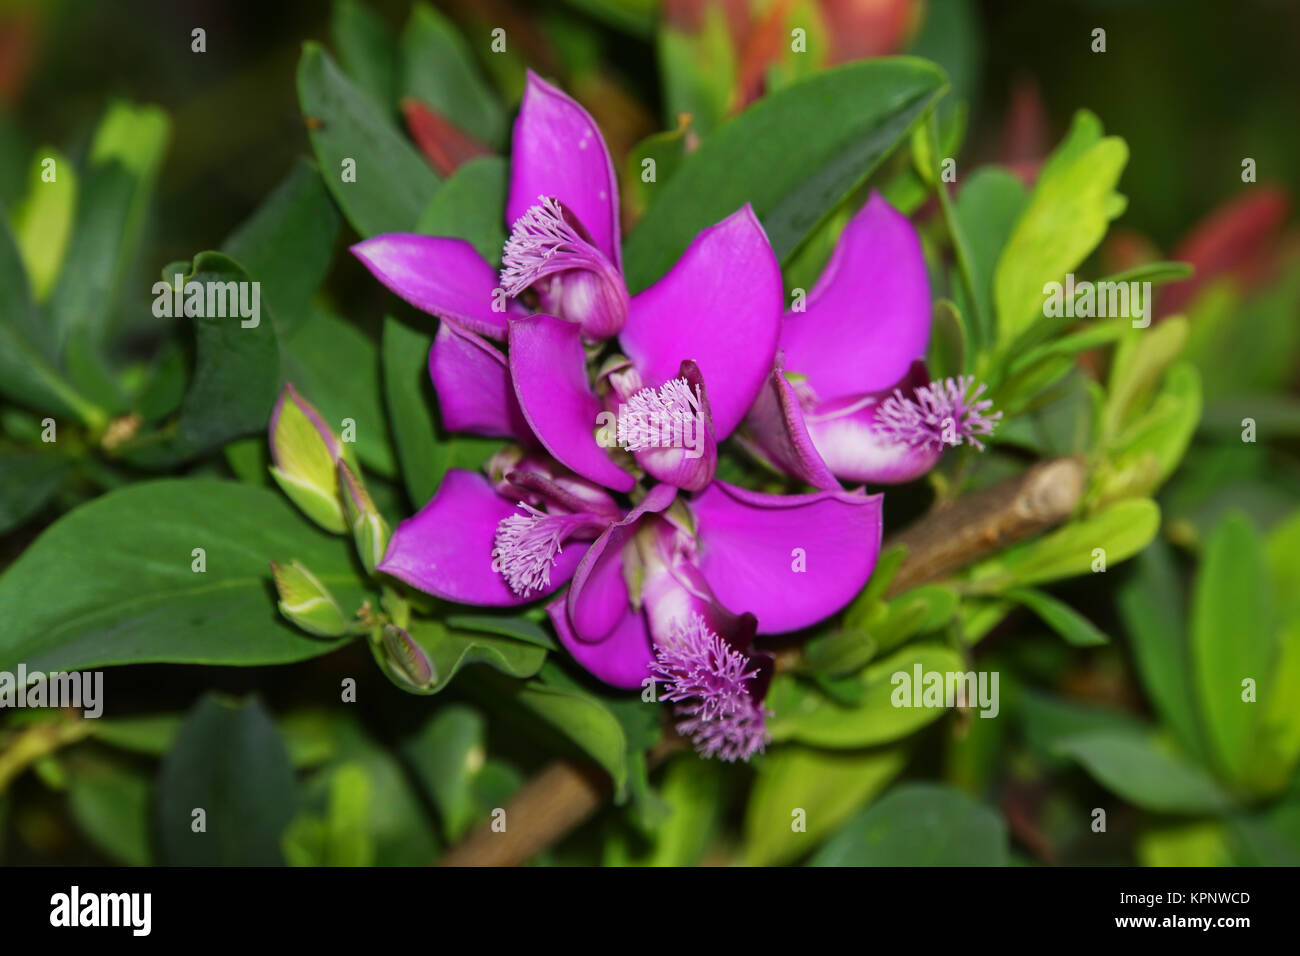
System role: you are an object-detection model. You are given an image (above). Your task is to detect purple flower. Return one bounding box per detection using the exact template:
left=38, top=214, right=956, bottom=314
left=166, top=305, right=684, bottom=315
left=652, top=613, right=772, bottom=763
left=742, top=192, right=1000, bottom=487
left=377, top=451, right=623, bottom=607
left=351, top=71, right=784, bottom=494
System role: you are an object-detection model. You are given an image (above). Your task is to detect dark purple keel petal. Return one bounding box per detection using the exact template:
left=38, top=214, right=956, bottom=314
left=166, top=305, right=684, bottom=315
left=377, top=469, right=586, bottom=606
left=549, top=598, right=653, bottom=690
left=804, top=392, right=944, bottom=484
left=351, top=234, right=517, bottom=340
left=689, top=480, right=883, bottom=634
left=508, top=313, right=635, bottom=492
left=741, top=368, right=841, bottom=491
left=779, top=192, right=930, bottom=397
left=507, top=71, right=622, bottom=272
left=566, top=483, right=677, bottom=643
left=620, top=205, right=782, bottom=439
left=429, top=320, right=532, bottom=441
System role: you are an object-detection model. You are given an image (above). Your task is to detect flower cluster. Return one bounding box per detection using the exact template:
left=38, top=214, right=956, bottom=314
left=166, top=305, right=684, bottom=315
left=350, top=72, right=996, bottom=759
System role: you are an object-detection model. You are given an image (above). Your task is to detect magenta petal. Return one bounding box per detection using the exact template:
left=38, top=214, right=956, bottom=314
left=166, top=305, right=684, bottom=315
left=377, top=469, right=586, bottom=606
left=508, top=313, right=635, bottom=492
left=741, top=368, right=841, bottom=491
left=507, top=71, right=621, bottom=272
left=351, top=234, right=517, bottom=341
left=548, top=598, right=652, bottom=690
left=805, top=391, right=944, bottom=484
left=620, top=205, right=782, bottom=439
left=779, top=192, right=930, bottom=397
left=690, top=480, right=883, bottom=634
left=566, top=483, right=677, bottom=643
left=429, top=321, right=531, bottom=441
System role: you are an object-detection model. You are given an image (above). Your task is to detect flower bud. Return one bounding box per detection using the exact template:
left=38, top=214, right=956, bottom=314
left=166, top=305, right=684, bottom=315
left=270, top=560, right=349, bottom=638
left=379, top=623, right=436, bottom=692
left=338, top=460, right=390, bottom=576
left=268, top=383, right=356, bottom=533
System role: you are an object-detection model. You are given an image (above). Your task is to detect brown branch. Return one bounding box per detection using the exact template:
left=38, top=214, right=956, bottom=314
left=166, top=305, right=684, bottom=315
left=436, top=457, right=1086, bottom=866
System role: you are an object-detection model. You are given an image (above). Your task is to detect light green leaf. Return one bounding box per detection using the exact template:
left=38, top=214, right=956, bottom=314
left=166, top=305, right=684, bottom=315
left=1054, top=728, right=1234, bottom=814
left=742, top=743, right=908, bottom=866
left=10, top=147, right=78, bottom=301
left=1006, top=587, right=1109, bottom=646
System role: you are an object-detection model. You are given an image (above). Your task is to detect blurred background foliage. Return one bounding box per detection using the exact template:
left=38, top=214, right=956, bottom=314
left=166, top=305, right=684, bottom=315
left=0, top=0, right=1298, bottom=865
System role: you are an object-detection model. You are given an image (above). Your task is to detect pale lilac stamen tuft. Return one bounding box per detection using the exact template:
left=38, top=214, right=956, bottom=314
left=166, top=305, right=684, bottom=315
left=617, top=377, right=703, bottom=452
left=876, top=375, right=1002, bottom=452
left=491, top=503, right=574, bottom=596
left=651, top=613, right=769, bottom=762
left=500, top=196, right=608, bottom=297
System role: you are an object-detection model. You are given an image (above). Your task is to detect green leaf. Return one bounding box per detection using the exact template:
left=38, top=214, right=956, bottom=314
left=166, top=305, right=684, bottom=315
left=624, top=57, right=947, bottom=292
left=1053, top=728, right=1234, bottom=814
left=1138, top=819, right=1233, bottom=867
left=1102, top=316, right=1189, bottom=443
left=49, top=102, right=170, bottom=407
left=967, top=498, right=1160, bottom=592
left=0, top=450, right=69, bottom=534
left=399, top=3, right=506, bottom=148
left=1006, top=587, right=1109, bottom=646
left=0, top=479, right=364, bottom=673
left=67, top=757, right=151, bottom=865
left=123, top=253, right=281, bottom=465
left=993, top=110, right=1127, bottom=349
left=655, top=6, right=736, bottom=138
left=280, top=306, right=395, bottom=477
left=222, top=157, right=341, bottom=334
left=156, top=695, right=298, bottom=865
left=1116, top=539, right=1205, bottom=761
left=415, top=155, right=507, bottom=263
left=809, top=783, right=1008, bottom=866
left=283, top=762, right=375, bottom=866
left=401, top=704, right=487, bottom=842
left=870, top=584, right=959, bottom=653
left=0, top=216, right=102, bottom=424
left=643, top=754, right=725, bottom=866
left=767, top=643, right=966, bottom=748
left=381, top=316, right=500, bottom=506
left=298, top=43, right=440, bottom=237
left=10, top=147, right=78, bottom=301
left=331, top=0, right=398, bottom=111
left=742, top=743, right=908, bottom=866
left=1191, top=511, right=1273, bottom=790
left=403, top=619, right=547, bottom=694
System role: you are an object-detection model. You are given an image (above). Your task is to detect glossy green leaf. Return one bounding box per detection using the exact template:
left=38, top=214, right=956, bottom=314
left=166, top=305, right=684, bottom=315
left=624, top=57, right=948, bottom=292
left=0, top=480, right=364, bottom=673
left=402, top=704, right=487, bottom=841
left=403, top=619, right=547, bottom=695
left=123, top=253, right=281, bottom=466
left=298, top=43, right=440, bottom=237
left=283, top=762, right=375, bottom=866
left=331, top=0, right=398, bottom=111
left=67, top=757, right=151, bottom=866
left=809, top=783, right=1007, bottom=866
left=156, top=695, right=298, bottom=865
